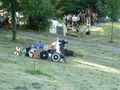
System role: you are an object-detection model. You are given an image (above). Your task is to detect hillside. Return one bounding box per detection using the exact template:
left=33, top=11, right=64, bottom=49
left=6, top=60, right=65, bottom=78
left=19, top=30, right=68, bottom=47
left=0, top=23, right=120, bottom=90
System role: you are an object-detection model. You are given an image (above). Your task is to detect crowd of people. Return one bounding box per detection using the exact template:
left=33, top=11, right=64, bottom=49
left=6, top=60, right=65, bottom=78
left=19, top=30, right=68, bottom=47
left=63, top=8, right=98, bottom=34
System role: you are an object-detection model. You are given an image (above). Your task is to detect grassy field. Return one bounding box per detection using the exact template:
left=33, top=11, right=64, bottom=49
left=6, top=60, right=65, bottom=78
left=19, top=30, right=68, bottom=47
left=0, top=23, right=120, bottom=90
left=81, top=23, right=120, bottom=45
left=49, top=23, right=120, bottom=47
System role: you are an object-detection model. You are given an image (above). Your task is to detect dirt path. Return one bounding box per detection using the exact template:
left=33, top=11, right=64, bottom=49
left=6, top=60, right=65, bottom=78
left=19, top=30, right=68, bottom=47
left=1, top=30, right=120, bottom=53
left=17, top=31, right=120, bottom=53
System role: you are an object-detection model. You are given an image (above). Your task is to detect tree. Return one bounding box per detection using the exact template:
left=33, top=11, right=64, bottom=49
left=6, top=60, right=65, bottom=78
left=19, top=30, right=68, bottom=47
left=0, top=0, right=20, bottom=40
left=97, top=0, right=120, bottom=42
left=21, top=0, right=52, bottom=30
left=0, top=0, right=52, bottom=39
left=48, top=0, right=98, bottom=17
left=48, top=0, right=62, bottom=18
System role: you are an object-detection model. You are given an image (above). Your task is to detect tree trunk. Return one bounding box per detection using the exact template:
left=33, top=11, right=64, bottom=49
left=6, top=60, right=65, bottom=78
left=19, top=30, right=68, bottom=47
left=110, top=21, right=114, bottom=42
left=11, top=5, right=16, bottom=41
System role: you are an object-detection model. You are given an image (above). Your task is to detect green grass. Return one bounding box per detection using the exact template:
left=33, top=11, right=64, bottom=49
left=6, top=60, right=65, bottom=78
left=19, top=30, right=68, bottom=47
left=25, top=69, right=52, bottom=77
left=47, top=23, right=120, bottom=47
left=0, top=23, right=120, bottom=90
left=79, top=23, right=120, bottom=45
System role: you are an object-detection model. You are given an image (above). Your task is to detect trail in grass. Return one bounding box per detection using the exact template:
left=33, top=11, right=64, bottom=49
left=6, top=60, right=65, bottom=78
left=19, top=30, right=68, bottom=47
left=2, top=30, right=120, bottom=53
left=18, top=31, right=120, bottom=53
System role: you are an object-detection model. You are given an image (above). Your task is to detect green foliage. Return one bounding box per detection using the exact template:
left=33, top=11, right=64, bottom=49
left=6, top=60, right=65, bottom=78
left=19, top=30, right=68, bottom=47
left=49, top=0, right=98, bottom=17
left=97, top=0, right=120, bottom=21
left=107, top=0, right=120, bottom=21
left=48, top=0, right=62, bottom=18
left=21, top=0, right=51, bottom=17
left=1, top=0, right=20, bottom=16
left=0, top=0, right=52, bottom=31
left=0, top=0, right=100, bottom=31
left=0, top=0, right=20, bottom=40
left=21, top=0, right=52, bottom=30
left=97, top=0, right=120, bottom=42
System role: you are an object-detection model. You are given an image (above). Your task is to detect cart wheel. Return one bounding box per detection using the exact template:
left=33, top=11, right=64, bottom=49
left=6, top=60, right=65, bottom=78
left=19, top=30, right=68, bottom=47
left=51, top=53, right=61, bottom=62
left=40, top=51, right=49, bottom=59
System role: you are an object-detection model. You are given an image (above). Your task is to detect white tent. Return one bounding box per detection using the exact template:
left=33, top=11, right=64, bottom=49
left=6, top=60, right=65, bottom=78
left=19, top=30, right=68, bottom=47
left=49, top=20, right=68, bottom=36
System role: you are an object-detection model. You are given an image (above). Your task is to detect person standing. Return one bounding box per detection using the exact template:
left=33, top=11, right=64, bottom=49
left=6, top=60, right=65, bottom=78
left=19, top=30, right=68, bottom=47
left=72, top=14, right=77, bottom=27
left=63, top=15, right=67, bottom=26
left=86, top=15, right=91, bottom=35
left=82, top=15, right=91, bottom=35
left=67, top=14, right=72, bottom=29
